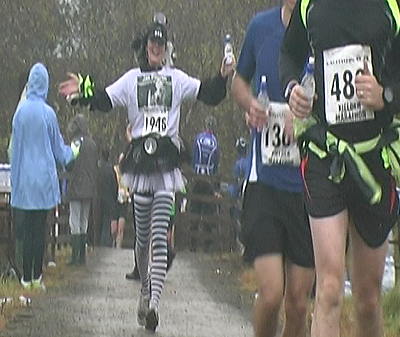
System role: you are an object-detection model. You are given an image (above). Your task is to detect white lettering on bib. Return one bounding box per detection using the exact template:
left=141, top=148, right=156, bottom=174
left=261, top=102, right=300, bottom=166
left=323, top=45, right=375, bottom=125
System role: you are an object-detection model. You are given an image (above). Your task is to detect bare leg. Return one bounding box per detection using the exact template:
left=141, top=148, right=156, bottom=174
left=116, top=216, right=125, bottom=249
left=281, top=261, right=315, bottom=337
left=253, top=254, right=284, bottom=337
left=310, top=210, right=348, bottom=337
left=110, top=219, right=117, bottom=248
left=348, top=223, right=387, bottom=337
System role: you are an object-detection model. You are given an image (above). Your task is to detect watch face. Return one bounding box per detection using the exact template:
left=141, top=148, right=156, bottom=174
left=384, top=87, right=394, bottom=103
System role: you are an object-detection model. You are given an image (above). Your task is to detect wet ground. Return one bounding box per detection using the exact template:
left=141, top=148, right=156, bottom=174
left=0, top=248, right=254, bottom=337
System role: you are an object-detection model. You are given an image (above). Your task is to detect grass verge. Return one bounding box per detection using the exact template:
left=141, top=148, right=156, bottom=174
left=238, top=265, right=400, bottom=337
left=0, top=247, right=74, bottom=333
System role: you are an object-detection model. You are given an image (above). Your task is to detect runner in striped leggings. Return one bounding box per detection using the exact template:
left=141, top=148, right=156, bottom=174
left=134, top=191, right=173, bottom=314
left=58, top=16, right=235, bottom=331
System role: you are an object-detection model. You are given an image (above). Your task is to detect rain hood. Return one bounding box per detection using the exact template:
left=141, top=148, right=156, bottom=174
left=26, top=62, right=49, bottom=100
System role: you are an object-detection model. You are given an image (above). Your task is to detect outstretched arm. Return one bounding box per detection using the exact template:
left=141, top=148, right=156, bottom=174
left=197, top=55, right=236, bottom=106
left=58, top=73, right=112, bottom=112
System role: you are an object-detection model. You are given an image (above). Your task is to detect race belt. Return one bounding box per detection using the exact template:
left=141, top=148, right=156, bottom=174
left=295, top=116, right=400, bottom=204
left=120, top=134, right=180, bottom=174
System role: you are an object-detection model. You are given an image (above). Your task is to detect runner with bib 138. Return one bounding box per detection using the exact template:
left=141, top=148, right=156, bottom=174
left=232, top=1, right=315, bottom=336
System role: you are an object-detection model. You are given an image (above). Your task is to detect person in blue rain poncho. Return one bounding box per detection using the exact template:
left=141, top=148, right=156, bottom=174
left=10, top=62, right=78, bottom=291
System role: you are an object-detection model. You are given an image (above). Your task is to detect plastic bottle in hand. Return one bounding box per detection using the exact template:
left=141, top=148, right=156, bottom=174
left=301, top=56, right=315, bottom=104
left=224, top=34, right=233, bottom=65
left=257, top=75, right=270, bottom=113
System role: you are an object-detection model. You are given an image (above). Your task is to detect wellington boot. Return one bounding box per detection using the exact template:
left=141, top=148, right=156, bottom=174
left=67, top=235, right=80, bottom=266
left=31, top=274, right=46, bottom=292
left=21, top=277, right=31, bottom=289
left=78, top=234, right=86, bottom=265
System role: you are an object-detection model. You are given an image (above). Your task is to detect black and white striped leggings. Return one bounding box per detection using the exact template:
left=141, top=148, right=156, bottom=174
left=133, top=191, right=174, bottom=310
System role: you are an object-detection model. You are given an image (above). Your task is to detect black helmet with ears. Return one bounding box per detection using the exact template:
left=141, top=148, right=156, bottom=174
left=132, top=12, right=169, bottom=69
left=146, top=22, right=168, bottom=46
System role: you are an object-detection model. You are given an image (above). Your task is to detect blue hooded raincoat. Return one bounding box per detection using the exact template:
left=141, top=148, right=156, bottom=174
left=10, top=63, right=74, bottom=210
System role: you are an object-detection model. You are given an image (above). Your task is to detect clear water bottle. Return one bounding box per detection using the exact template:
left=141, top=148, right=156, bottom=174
left=164, top=41, right=176, bottom=67
left=257, top=75, right=270, bottom=112
left=224, top=34, right=233, bottom=65
left=301, top=56, right=315, bottom=103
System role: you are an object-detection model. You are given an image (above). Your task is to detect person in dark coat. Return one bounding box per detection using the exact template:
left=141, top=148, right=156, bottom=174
left=66, top=113, right=99, bottom=265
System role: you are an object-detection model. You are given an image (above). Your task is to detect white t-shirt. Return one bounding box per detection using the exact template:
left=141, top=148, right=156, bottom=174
left=106, top=67, right=201, bottom=148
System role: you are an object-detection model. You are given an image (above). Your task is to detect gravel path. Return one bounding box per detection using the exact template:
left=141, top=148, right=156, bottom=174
left=1, top=248, right=254, bottom=337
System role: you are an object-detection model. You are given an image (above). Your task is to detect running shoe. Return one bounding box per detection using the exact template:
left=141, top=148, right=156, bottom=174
left=145, top=308, right=159, bottom=332
left=126, top=265, right=140, bottom=281
left=137, top=294, right=150, bottom=326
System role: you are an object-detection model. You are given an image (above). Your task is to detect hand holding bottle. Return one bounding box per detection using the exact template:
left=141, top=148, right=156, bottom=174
left=220, top=34, right=236, bottom=78
left=224, top=34, right=234, bottom=65
left=288, top=85, right=313, bottom=119
left=288, top=56, right=315, bottom=119
left=247, top=76, right=270, bottom=131
left=247, top=99, right=269, bottom=131
left=220, top=55, right=236, bottom=79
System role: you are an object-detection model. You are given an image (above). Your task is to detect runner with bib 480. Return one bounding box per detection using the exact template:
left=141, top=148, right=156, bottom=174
left=280, top=0, right=400, bottom=336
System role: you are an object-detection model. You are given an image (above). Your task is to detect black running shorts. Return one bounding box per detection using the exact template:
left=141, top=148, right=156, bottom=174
left=112, top=202, right=128, bottom=221
left=241, top=182, right=314, bottom=267
left=303, top=150, right=399, bottom=248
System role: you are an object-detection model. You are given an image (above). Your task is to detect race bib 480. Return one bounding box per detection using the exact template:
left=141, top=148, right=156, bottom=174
left=323, top=45, right=375, bottom=125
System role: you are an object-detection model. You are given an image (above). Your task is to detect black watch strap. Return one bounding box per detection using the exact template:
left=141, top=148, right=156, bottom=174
left=284, top=80, right=298, bottom=101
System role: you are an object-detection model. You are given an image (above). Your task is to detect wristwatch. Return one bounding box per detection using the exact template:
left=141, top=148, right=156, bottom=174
left=383, top=86, right=394, bottom=105
left=284, top=80, right=298, bottom=101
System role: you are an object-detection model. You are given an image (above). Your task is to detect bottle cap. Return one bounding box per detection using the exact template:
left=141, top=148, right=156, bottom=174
left=306, top=57, right=315, bottom=73
left=153, top=12, right=167, bottom=25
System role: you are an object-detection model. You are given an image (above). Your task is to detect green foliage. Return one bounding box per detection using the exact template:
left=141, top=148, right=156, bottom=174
left=0, top=0, right=281, bottom=179
left=382, top=287, right=400, bottom=336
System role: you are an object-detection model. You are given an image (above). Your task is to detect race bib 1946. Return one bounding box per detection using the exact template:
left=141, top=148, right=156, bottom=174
left=137, top=74, right=172, bottom=136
